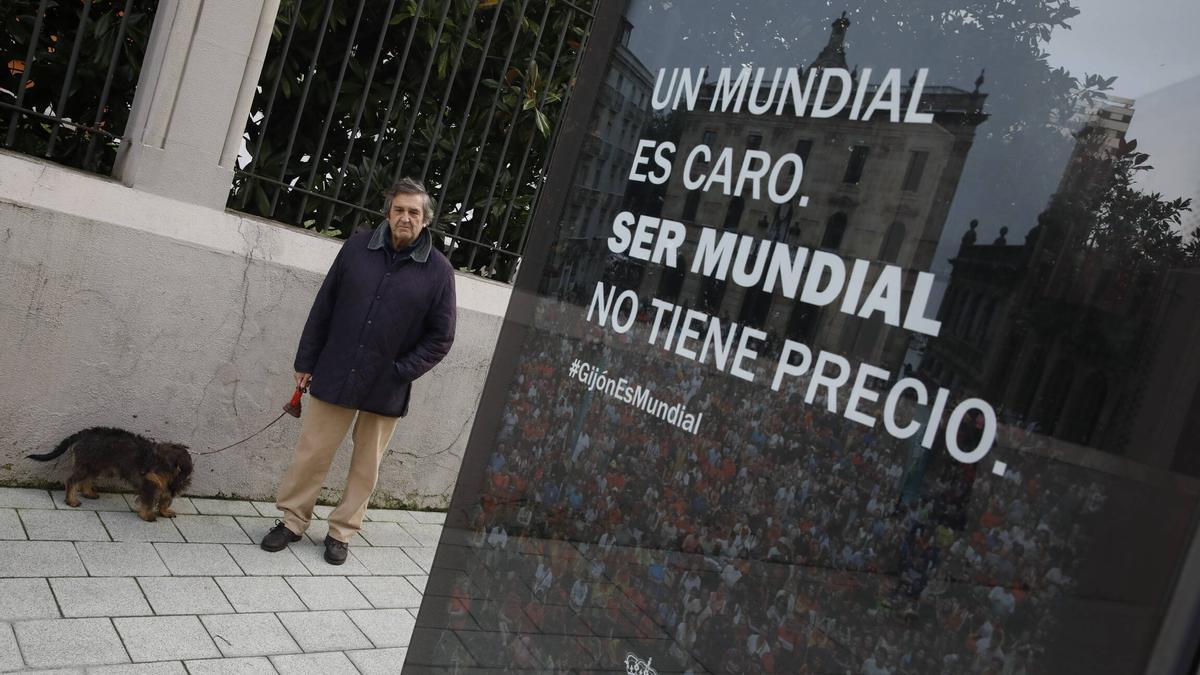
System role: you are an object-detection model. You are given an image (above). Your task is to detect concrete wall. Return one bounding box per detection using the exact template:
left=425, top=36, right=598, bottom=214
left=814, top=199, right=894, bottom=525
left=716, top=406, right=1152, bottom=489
left=0, top=150, right=510, bottom=508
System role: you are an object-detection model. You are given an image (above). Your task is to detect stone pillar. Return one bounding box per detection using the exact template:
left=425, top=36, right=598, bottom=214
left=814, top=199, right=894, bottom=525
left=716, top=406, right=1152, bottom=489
left=114, top=0, right=280, bottom=210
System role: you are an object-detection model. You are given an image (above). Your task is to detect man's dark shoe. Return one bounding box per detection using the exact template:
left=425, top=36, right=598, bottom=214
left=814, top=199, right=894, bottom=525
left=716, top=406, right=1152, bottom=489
left=323, top=535, right=349, bottom=565
left=261, top=521, right=301, bottom=552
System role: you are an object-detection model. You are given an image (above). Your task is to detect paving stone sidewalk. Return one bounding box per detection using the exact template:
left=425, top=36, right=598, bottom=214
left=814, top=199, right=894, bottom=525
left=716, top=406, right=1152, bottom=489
left=0, top=487, right=444, bottom=674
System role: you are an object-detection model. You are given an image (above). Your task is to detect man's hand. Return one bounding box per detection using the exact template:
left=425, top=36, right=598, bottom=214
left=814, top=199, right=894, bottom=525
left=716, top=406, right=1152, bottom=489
left=295, top=372, right=312, bottom=390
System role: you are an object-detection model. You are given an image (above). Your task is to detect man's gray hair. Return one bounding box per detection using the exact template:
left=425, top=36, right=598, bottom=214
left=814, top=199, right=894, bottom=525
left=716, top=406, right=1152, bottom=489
left=384, top=177, right=435, bottom=223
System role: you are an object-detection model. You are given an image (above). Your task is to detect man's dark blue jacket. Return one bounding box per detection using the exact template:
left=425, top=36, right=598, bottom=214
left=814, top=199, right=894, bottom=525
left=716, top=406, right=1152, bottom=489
left=294, top=224, right=456, bottom=417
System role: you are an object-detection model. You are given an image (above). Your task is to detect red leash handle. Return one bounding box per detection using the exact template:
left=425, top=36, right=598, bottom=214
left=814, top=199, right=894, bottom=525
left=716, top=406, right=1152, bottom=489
left=283, top=385, right=307, bottom=418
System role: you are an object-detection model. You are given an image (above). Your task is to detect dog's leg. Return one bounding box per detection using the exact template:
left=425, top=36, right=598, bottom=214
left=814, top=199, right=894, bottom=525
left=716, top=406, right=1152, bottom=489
left=64, top=480, right=81, bottom=508
left=80, top=478, right=99, bottom=500
left=64, top=469, right=90, bottom=507
left=157, top=494, right=177, bottom=518
left=136, top=479, right=160, bottom=522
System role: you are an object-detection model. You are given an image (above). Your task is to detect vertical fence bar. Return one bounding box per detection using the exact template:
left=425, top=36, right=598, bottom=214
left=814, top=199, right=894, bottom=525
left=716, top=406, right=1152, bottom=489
left=83, top=0, right=137, bottom=171
left=432, top=0, right=507, bottom=231
left=318, top=0, right=397, bottom=231
left=4, top=0, right=51, bottom=148
left=417, top=2, right=480, bottom=186
left=351, top=0, right=428, bottom=232
left=448, top=0, right=532, bottom=245
left=465, top=0, right=554, bottom=271
left=238, top=0, right=305, bottom=209
left=489, top=8, right=574, bottom=276
left=43, top=0, right=94, bottom=157
left=295, top=0, right=367, bottom=224
left=268, top=0, right=336, bottom=218
left=388, top=0, right=454, bottom=186
left=510, top=5, right=595, bottom=275
left=514, top=31, right=588, bottom=278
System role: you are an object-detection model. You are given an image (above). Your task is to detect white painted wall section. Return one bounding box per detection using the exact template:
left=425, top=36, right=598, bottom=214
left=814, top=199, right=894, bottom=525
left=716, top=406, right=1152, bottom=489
left=0, top=149, right=511, bottom=507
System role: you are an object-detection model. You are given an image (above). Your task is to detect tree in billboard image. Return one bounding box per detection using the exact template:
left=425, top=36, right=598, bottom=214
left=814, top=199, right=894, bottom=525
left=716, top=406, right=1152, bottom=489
left=1081, top=140, right=1196, bottom=268
left=926, top=117, right=1198, bottom=453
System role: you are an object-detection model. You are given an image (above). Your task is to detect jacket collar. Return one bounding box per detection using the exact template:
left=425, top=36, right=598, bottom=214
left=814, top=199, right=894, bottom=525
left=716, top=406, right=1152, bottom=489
left=367, top=221, right=432, bottom=263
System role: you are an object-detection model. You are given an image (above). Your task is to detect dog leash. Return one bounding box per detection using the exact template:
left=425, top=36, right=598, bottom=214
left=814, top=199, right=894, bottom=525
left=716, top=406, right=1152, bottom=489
left=196, top=386, right=306, bottom=456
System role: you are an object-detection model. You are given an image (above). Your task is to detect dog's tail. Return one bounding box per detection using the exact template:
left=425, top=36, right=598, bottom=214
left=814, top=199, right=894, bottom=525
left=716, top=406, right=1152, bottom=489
left=27, top=430, right=88, bottom=461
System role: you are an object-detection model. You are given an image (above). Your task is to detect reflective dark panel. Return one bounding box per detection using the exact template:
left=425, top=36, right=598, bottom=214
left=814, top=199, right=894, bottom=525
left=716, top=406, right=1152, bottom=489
left=409, top=1, right=1200, bottom=672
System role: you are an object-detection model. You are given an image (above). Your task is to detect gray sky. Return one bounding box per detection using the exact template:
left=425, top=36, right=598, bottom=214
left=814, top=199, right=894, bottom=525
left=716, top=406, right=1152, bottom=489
left=1044, top=0, right=1200, bottom=99
left=1046, top=0, right=1200, bottom=214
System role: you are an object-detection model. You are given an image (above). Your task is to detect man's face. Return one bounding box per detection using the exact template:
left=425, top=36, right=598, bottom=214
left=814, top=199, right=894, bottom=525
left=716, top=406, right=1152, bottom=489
left=387, top=192, right=427, bottom=248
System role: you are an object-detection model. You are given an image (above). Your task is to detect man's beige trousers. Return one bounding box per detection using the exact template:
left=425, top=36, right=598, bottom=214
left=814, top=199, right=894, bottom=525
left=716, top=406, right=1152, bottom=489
left=276, top=396, right=399, bottom=543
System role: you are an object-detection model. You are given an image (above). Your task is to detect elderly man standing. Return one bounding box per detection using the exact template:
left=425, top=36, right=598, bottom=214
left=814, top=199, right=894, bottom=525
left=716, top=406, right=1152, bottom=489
left=261, top=177, right=456, bottom=565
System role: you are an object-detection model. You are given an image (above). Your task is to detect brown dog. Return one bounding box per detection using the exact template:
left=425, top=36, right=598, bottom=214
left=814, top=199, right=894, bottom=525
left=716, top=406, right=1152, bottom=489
left=29, top=427, right=193, bottom=521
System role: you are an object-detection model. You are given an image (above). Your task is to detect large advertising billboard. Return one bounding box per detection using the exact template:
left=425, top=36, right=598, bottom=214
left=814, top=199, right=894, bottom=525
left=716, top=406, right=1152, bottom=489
left=408, top=1, right=1200, bottom=672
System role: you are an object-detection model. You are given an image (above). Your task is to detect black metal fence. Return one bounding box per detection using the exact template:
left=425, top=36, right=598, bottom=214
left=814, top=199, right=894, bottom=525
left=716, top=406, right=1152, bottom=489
left=229, top=0, right=596, bottom=283
left=0, top=0, right=158, bottom=175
